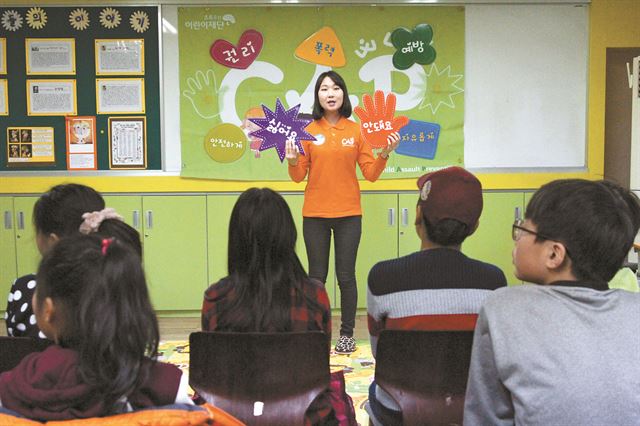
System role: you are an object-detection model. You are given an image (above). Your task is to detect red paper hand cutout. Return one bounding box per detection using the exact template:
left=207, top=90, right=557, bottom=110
left=354, top=91, right=409, bottom=149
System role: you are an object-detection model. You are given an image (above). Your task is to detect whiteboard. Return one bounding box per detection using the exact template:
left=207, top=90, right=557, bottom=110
left=160, top=4, right=589, bottom=172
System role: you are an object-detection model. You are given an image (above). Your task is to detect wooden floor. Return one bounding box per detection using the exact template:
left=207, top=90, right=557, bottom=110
left=159, top=313, right=369, bottom=342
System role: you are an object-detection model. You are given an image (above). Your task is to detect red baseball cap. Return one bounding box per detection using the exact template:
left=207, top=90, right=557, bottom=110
left=416, top=167, right=483, bottom=228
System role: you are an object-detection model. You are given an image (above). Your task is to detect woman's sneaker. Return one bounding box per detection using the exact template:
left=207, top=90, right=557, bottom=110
left=335, top=335, right=356, bottom=354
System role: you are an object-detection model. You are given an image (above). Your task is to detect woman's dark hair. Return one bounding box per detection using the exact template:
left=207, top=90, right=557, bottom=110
left=422, top=217, right=471, bottom=247
left=35, top=234, right=158, bottom=411
left=526, top=179, right=640, bottom=282
left=216, top=188, right=321, bottom=332
left=96, top=219, right=142, bottom=256
left=33, top=184, right=104, bottom=237
left=312, top=70, right=352, bottom=120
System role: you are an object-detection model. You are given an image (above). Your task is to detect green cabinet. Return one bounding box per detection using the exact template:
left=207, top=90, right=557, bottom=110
left=356, top=194, right=399, bottom=308
left=12, top=197, right=40, bottom=278
left=399, top=194, right=420, bottom=257
left=0, top=196, right=39, bottom=316
left=1, top=198, right=17, bottom=302
left=104, top=195, right=208, bottom=312
left=463, top=192, right=524, bottom=285
left=206, top=194, right=236, bottom=285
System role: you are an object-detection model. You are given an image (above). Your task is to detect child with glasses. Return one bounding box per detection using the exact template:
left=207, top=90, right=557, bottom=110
left=464, top=179, right=640, bottom=425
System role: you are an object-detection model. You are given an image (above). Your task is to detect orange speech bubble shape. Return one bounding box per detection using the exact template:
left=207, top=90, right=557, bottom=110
left=295, top=26, right=346, bottom=68
left=354, top=91, right=409, bottom=149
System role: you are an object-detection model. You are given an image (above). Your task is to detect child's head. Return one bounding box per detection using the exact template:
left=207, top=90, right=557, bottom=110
left=79, top=208, right=142, bottom=256
left=34, top=234, right=158, bottom=409
left=33, top=184, right=104, bottom=254
left=516, top=179, right=640, bottom=284
left=415, top=167, right=483, bottom=247
left=228, top=187, right=299, bottom=274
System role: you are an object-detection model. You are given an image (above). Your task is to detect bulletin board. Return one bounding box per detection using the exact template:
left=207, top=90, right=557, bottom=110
left=0, top=6, right=161, bottom=171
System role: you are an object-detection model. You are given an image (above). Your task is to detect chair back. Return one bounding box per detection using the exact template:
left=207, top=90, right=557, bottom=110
left=0, top=336, right=52, bottom=373
left=374, top=329, right=475, bottom=426
left=189, top=331, right=330, bottom=426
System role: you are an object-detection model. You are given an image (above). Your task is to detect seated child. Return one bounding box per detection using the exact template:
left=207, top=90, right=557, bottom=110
left=0, top=235, right=192, bottom=421
left=202, top=188, right=338, bottom=425
left=367, top=167, right=507, bottom=425
left=6, top=184, right=105, bottom=338
left=464, top=179, right=640, bottom=425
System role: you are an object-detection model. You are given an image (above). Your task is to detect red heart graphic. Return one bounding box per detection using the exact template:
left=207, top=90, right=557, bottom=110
left=210, top=29, right=263, bottom=70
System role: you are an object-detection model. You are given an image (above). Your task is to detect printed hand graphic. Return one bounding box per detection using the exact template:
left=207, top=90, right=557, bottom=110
left=354, top=91, right=409, bottom=149
left=183, top=69, right=220, bottom=120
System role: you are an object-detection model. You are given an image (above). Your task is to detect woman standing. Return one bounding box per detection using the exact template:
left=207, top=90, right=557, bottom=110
left=286, top=71, right=399, bottom=353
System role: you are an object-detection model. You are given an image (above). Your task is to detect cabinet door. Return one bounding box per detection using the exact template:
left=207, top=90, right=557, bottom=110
left=0, top=198, right=17, bottom=301
left=399, top=194, right=421, bottom=257
left=463, top=192, right=524, bottom=285
left=143, top=196, right=208, bottom=311
left=283, top=194, right=337, bottom=307
left=356, top=194, right=399, bottom=308
left=103, top=195, right=144, bottom=234
left=14, top=197, right=40, bottom=277
left=206, top=194, right=237, bottom=285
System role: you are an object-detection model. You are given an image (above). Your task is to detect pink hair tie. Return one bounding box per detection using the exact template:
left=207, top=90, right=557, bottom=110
left=101, top=238, right=114, bottom=255
left=79, top=208, right=123, bottom=234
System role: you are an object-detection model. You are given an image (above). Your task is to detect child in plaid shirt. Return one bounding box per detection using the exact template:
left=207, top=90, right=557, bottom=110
left=201, top=188, right=337, bottom=426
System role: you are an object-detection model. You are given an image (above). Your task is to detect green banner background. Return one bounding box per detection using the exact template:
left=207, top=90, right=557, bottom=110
left=178, top=6, right=464, bottom=180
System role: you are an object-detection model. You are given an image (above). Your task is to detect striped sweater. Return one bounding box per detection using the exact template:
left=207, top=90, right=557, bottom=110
left=367, top=247, right=507, bottom=356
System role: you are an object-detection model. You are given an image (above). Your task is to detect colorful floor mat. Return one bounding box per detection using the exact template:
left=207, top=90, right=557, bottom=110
left=158, top=339, right=374, bottom=425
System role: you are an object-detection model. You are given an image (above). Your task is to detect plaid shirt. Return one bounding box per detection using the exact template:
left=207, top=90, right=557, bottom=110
left=202, top=278, right=337, bottom=426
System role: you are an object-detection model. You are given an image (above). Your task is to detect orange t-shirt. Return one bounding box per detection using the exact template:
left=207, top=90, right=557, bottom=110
left=288, top=116, right=388, bottom=218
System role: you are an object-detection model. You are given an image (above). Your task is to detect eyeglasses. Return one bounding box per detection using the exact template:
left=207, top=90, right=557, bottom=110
left=512, top=219, right=552, bottom=241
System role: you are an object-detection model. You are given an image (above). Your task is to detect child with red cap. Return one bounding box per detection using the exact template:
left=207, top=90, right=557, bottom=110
left=366, top=166, right=507, bottom=425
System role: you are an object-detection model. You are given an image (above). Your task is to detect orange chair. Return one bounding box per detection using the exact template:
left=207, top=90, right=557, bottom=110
left=372, top=329, right=475, bottom=426
left=189, top=331, right=330, bottom=426
left=0, top=336, right=52, bottom=373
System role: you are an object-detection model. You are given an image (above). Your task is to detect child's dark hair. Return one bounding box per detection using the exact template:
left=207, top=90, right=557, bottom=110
left=422, top=216, right=471, bottom=246
left=312, top=70, right=352, bottom=120
left=216, top=188, right=322, bottom=331
left=33, top=184, right=104, bottom=237
left=35, top=234, right=158, bottom=411
left=526, top=179, right=640, bottom=282
left=96, top=219, right=142, bottom=256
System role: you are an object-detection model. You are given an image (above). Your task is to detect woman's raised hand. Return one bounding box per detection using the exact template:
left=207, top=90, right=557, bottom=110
left=380, top=132, right=401, bottom=159
left=285, top=139, right=300, bottom=166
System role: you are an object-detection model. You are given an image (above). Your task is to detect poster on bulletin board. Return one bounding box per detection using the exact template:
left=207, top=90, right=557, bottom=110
left=178, top=6, right=465, bottom=181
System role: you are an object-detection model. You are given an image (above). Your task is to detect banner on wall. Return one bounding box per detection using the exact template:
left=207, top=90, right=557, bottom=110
left=178, top=6, right=465, bottom=181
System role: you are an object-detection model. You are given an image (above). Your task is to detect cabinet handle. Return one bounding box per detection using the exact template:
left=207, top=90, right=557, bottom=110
left=132, top=210, right=140, bottom=229
left=4, top=211, right=12, bottom=229
left=401, top=208, right=408, bottom=227
left=514, top=206, right=521, bottom=220
left=388, top=208, right=396, bottom=226
left=145, top=210, right=153, bottom=229
left=17, top=211, right=24, bottom=230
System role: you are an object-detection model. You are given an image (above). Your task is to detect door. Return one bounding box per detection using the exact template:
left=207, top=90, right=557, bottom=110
left=0, top=198, right=17, bottom=304
left=463, top=192, right=524, bottom=285
left=356, top=194, right=399, bottom=308
left=143, top=195, right=208, bottom=311
left=14, top=197, right=40, bottom=277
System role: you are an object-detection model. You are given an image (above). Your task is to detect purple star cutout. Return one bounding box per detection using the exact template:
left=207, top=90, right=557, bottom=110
left=248, top=99, right=315, bottom=162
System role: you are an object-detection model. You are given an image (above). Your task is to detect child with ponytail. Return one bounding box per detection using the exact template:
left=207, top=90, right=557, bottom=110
left=0, top=234, right=192, bottom=421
